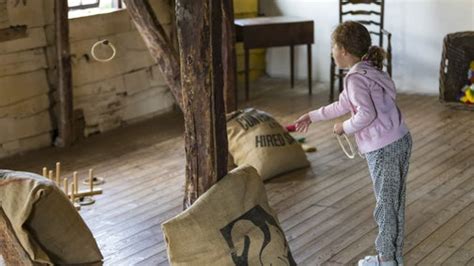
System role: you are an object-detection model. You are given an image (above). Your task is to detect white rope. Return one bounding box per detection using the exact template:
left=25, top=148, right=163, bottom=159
left=91, top=39, right=116, bottom=63
left=335, top=133, right=364, bottom=159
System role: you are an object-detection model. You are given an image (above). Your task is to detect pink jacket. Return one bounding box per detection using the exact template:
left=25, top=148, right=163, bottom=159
left=309, top=61, right=409, bottom=154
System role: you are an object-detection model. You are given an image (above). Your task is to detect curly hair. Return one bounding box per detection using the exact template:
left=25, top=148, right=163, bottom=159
left=332, top=21, right=385, bottom=70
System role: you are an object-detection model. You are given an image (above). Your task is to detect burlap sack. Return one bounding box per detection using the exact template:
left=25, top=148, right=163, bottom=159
left=227, top=108, right=309, bottom=180
left=162, top=165, right=296, bottom=266
left=0, top=170, right=103, bottom=265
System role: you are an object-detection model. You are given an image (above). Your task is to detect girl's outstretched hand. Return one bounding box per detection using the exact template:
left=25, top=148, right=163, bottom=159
left=295, top=113, right=312, bottom=133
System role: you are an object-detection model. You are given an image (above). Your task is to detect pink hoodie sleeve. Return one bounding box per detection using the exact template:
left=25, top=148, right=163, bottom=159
left=308, top=90, right=350, bottom=122
left=342, top=74, right=376, bottom=134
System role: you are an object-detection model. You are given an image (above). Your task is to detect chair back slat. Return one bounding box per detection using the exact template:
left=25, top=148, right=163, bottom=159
left=342, top=0, right=381, bottom=5
left=342, top=10, right=381, bottom=16
left=356, top=20, right=381, bottom=26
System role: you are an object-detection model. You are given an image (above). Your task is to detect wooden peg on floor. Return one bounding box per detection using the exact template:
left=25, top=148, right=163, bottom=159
left=63, top=178, right=68, bottom=196
left=73, top=171, right=78, bottom=194
left=70, top=183, right=75, bottom=203
left=88, top=169, right=93, bottom=192
left=70, top=183, right=80, bottom=210
left=55, top=162, right=61, bottom=184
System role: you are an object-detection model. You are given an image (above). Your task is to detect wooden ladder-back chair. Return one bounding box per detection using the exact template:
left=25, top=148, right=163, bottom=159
left=329, top=0, right=392, bottom=102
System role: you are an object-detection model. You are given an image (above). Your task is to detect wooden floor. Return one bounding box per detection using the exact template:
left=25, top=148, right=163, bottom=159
left=1, top=78, right=473, bottom=266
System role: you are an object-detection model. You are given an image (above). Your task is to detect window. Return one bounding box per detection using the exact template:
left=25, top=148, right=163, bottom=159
left=68, top=0, right=100, bottom=10
left=68, top=0, right=125, bottom=18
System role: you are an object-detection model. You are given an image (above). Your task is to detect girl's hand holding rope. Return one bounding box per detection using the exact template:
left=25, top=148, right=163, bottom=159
left=333, top=122, right=344, bottom=136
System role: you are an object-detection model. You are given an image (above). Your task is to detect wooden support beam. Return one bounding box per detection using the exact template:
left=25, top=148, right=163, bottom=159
left=125, top=0, right=231, bottom=208
left=54, top=0, right=74, bottom=147
left=176, top=0, right=229, bottom=208
left=222, top=0, right=237, bottom=112
left=124, top=0, right=183, bottom=111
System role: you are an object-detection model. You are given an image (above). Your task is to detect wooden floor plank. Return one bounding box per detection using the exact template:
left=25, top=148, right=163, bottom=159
left=416, top=215, right=474, bottom=265
left=442, top=236, right=474, bottom=266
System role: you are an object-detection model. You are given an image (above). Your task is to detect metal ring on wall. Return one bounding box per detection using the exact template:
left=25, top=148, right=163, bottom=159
left=90, top=39, right=117, bottom=63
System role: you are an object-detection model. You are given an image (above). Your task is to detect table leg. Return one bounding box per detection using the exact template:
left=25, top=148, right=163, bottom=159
left=245, top=48, right=250, bottom=101
left=307, top=43, right=312, bottom=95
left=290, top=45, right=294, bottom=88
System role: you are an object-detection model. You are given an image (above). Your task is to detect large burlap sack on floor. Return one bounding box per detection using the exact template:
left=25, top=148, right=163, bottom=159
left=162, top=165, right=296, bottom=266
left=227, top=108, right=309, bottom=180
left=0, top=170, right=103, bottom=265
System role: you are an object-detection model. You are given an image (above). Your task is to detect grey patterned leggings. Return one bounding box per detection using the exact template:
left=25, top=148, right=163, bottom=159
left=365, top=132, right=412, bottom=265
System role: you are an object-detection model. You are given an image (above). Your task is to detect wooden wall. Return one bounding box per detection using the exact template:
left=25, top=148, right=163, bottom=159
left=0, top=1, right=175, bottom=159
left=0, top=1, right=51, bottom=159
left=66, top=2, right=174, bottom=136
left=0, top=0, right=265, bottom=159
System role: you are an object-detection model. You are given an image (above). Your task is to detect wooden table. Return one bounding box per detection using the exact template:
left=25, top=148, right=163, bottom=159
left=235, top=16, right=314, bottom=100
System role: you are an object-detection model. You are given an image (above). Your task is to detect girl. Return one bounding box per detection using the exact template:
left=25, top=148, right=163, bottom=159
left=295, top=21, right=412, bottom=266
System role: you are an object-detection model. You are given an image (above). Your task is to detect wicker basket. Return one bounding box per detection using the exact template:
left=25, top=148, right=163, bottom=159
left=439, top=31, right=474, bottom=110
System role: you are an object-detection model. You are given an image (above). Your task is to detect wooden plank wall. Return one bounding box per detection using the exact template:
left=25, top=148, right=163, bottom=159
left=0, top=0, right=8, bottom=28
left=0, top=0, right=177, bottom=158
left=64, top=2, right=175, bottom=136
left=0, top=1, right=52, bottom=159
